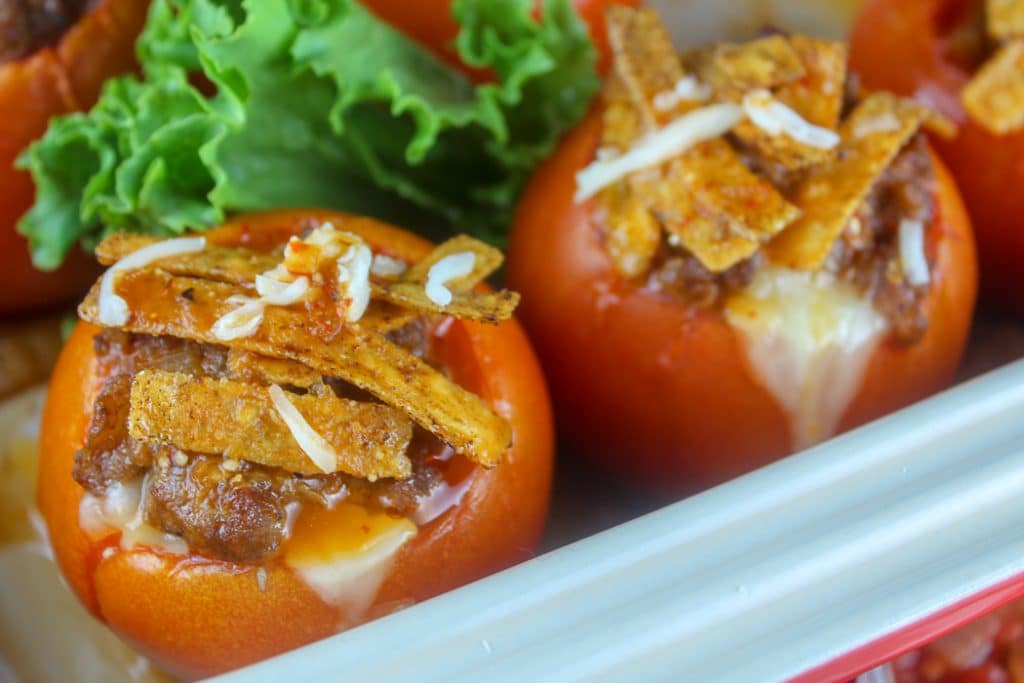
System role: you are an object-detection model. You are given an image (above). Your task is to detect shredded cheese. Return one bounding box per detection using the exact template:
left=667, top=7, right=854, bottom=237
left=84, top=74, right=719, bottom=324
left=425, top=252, right=477, bottom=306
left=268, top=384, right=339, bottom=474
left=338, top=243, right=373, bottom=322
left=98, top=237, right=206, bottom=326
left=574, top=102, right=745, bottom=201
left=212, top=298, right=266, bottom=341
left=898, top=218, right=930, bottom=286
left=212, top=271, right=309, bottom=341
left=301, top=222, right=345, bottom=258
left=255, top=274, right=310, bottom=305
left=653, top=75, right=712, bottom=112
left=742, top=89, right=840, bottom=150
left=852, top=111, right=902, bottom=139
left=370, top=253, right=408, bottom=278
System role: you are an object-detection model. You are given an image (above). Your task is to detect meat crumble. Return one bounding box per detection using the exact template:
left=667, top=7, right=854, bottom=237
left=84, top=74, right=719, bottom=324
left=73, top=328, right=446, bottom=565
left=637, top=131, right=936, bottom=344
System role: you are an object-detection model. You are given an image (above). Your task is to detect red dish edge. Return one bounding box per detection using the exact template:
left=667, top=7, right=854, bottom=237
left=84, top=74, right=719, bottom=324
left=792, top=572, right=1024, bottom=682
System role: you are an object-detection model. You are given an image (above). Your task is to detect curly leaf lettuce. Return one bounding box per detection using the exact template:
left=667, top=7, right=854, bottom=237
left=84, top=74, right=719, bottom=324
left=18, top=0, right=598, bottom=270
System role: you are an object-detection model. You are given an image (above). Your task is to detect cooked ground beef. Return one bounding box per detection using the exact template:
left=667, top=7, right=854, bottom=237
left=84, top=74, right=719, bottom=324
left=74, top=328, right=447, bottom=565
left=647, top=248, right=762, bottom=309
left=834, top=133, right=936, bottom=343
left=0, top=0, right=90, bottom=64
left=641, top=132, right=936, bottom=344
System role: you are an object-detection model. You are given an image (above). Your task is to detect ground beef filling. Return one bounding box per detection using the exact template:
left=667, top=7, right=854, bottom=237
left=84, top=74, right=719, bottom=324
left=638, top=132, right=936, bottom=344
left=73, top=329, right=446, bottom=565
left=0, top=0, right=90, bottom=64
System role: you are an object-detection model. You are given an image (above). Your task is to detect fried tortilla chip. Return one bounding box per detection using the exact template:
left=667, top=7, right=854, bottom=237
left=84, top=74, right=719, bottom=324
left=129, top=370, right=413, bottom=479
left=988, top=0, right=1024, bottom=40
left=600, top=71, right=648, bottom=152
left=96, top=232, right=513, bottom=325
left=402, top=235, right=504, bottom=286
left=96, top=233, right=281, bottom=285
left=921, top=108, right=959, bottom=140
left=598, top=178, right=663, bottom=277
left=80, top=270, right=512, bottom=467
left=381, top=285, right=518, bottom=324
left=660, top=139, right=802, bottom=271
left=688, top=35, right=806, bottom=100
left=732, top=37, right=846, bottom=169
left=779, top=36, right=846, bottom=129
left=768, top=92, right=927, bottom=270
left=598, top=10, right=680, bottom=276
left=605, top=6, right=696, bottom=125
left=227, top=349, right=322, bottom=389
left=374, top=235, right=517, bottom=323
left=599, top=8, right=799, bottom=273
left=597, top=116, right=664, bottom=278
left=962, top=39, right=1024, bottom=135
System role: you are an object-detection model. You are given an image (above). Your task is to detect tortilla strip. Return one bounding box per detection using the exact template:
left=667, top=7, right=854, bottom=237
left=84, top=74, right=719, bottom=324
left=601, top=8, right=799, bottom=272
left=381, top=284, right=518, bottom=324
left=80, top=270, right=512, bottom=467
left=373, top=235, right=517, bottom=323
left=605, top=6, right=697, bottom=125
left=768, top=92, right=926, bottom=270
left=657, top=139, right=800, bottom=271
left=96, top=233, right=513, bottom=324
left=598, top=10, right=678, bottom=276
left=778, top=36, right=846, bottom=130
left=988, top=0, right=1024, bottom=40
left=400, top=235, right=504, bottom=288
left=687, top=35, right=806, bottom=100
left=732, top=37, right=846, bottom=169
left=129, top=370, right=413, bottom=479
left=227, top=349, right=322, bottom=389
left=599, top=177, right=663, bottom=278
left=962, top=39, right=1024, bottom=135
left=96, top=233, right=281, bottom=284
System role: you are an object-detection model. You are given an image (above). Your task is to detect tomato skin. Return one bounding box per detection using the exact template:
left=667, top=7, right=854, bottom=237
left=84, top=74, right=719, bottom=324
left=0, top=0, right=149, bottom=315
left=363, top=0, right=641, bottom=78
left=506, top=108, right=976, bottom=491
left=37, top=210, right=554, bottom=680
left=850, top=0, right=1024, bottom=313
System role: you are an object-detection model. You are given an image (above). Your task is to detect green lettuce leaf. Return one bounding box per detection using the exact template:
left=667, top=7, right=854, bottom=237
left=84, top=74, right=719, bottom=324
left=18, top=0, right=598, bottom=270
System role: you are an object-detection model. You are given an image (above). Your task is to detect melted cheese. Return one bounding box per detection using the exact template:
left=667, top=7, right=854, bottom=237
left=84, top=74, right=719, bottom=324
left=725, top=268, right=886, bottom=449
left=285, top=503, right=416, bottom=623
left=78, top=479, right=188, bottom=556
left=412, top=474, right=475, bottom=526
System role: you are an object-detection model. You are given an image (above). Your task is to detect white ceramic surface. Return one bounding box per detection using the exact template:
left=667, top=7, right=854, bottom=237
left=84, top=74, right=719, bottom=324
left=209, top=361, right=1024, bottom=683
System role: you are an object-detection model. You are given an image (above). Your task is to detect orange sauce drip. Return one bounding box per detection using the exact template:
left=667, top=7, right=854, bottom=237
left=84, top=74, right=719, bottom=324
left=285, top=502, right=412, bottom=565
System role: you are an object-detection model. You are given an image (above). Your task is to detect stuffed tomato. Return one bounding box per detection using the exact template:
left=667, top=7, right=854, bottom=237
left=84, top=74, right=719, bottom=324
left=850, top=0, right=1024, bottom=312
left=507, top=7, right=978, bottom=490
left=0, top=0, right=148, bottom=314
left=37, top=209, right=553, bottom=679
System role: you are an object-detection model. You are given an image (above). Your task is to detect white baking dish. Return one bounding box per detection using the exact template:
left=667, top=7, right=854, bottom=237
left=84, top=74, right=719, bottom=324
left=206, top=359, right=1024, bottom=683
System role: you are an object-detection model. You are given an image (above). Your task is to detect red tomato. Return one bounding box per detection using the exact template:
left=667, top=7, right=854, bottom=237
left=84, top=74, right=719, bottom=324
left=0, top=0, right=149, bottom=315
left=363, top=0, right=641, bottom=77
left=37, top=210, right=554, bottom=680
left=850, top=0, right=1024, bottom=313
left=506, top=109, right=977, bottom=491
